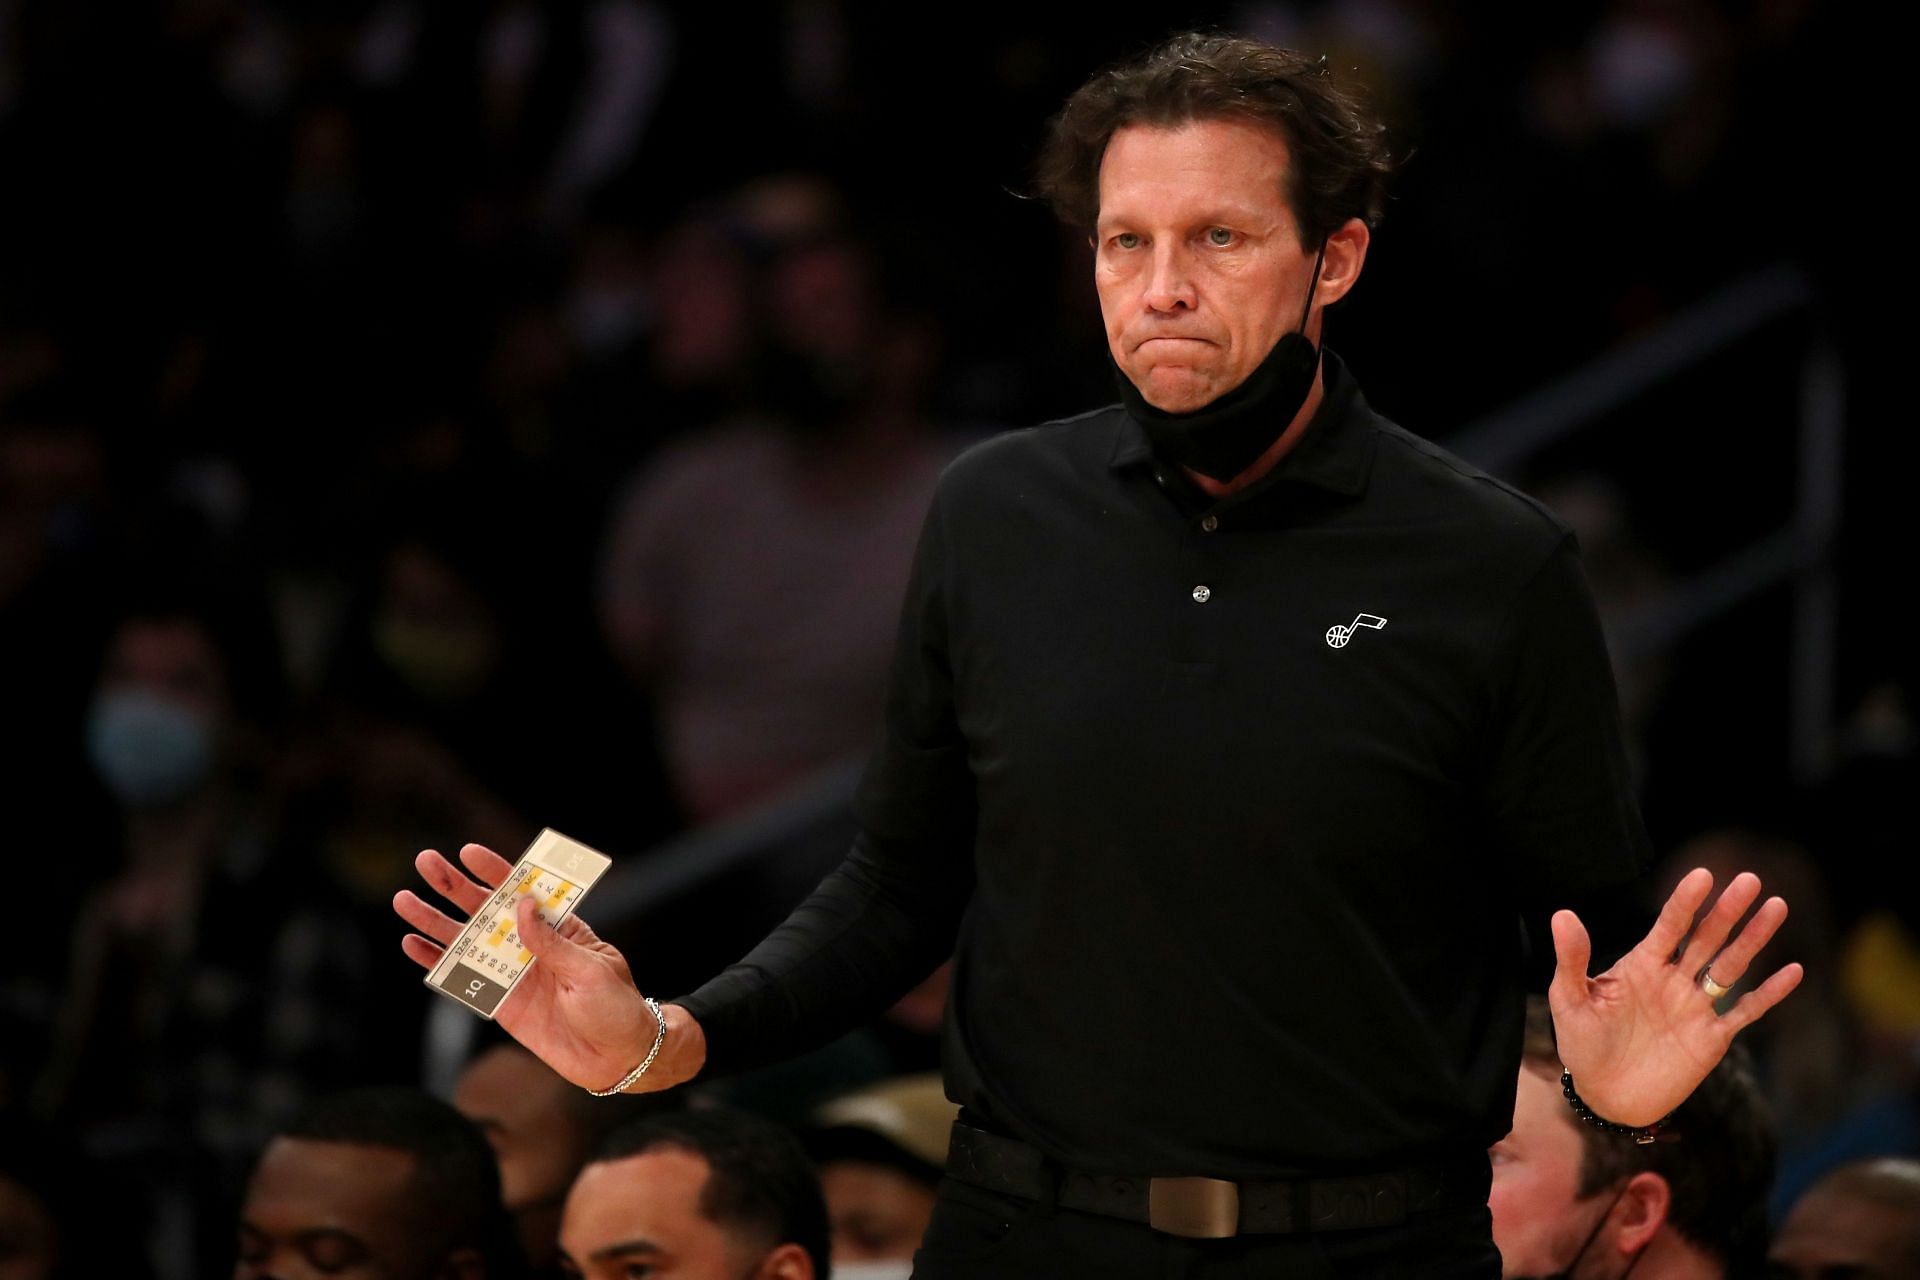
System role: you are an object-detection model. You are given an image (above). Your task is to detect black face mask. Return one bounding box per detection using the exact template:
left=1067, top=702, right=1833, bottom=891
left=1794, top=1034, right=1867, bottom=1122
left=1114, top=244, right=1326, bottom=483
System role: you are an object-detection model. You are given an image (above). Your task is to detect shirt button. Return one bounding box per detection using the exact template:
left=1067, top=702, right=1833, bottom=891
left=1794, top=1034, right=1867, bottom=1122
left=1200, top=515, right=1219, bottom=532
left=1191, top=584, right=1211, bottom=603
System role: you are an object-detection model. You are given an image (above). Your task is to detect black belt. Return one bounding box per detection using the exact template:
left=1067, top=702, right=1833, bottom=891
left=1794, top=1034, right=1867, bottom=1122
left=943, top=1122, right=1486, bottom=1240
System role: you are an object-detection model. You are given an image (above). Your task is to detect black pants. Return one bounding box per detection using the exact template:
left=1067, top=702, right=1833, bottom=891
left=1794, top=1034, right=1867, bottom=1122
left=910, top=1176, right=1503, bottom=1279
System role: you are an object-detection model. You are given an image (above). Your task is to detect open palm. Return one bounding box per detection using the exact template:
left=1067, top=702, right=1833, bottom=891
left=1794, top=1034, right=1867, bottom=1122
left=394, top=843, right=669, bottom=1092
left=1549, top=866, right=1804, bottom=1127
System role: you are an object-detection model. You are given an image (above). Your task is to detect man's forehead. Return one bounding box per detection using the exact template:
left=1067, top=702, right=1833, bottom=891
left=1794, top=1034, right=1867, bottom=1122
left=575, top=1146, right=712, bottom=1206
left=1778, top=1191, right=1918, bottom=1261
left=564, top=1148, right=733, bottom=1258
left=247, top=1137, right=419, bottom=1214
left=1095, top=117, right=1294, bottom=224
left=455, top=1044, right=570, bottom=1125
left=1514, top=1064, right=1585, bottom=1140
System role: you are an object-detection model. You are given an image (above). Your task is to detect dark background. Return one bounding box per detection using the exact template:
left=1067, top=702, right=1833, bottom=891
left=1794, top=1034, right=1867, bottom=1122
left=0, top=3, right=1908, bottom=1277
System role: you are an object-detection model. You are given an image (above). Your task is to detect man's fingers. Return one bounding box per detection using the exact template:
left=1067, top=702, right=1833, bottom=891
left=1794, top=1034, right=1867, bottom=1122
left=1642, top=867, right=1714, bottom=961
left=400, top=933, right=445, bottom=971
left=1679, top=871, right=1763, bottom=975
left=1719, top=962, right=1805, bottom=1035
left=458, top=843, right=515, bottom=885
left=416, top=848, right=492, bottom=915
left=1699, top=895, right=1788, bottom=989
left=517, top=896, right=583, bottom=967
left=392, top=889, right=465, bottom=947
left=1547, top=909, right=1593, bottom=1010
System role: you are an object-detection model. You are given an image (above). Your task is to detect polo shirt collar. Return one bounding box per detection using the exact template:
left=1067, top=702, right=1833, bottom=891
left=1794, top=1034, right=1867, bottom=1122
left=1108, top=348, right=1377, bottom=498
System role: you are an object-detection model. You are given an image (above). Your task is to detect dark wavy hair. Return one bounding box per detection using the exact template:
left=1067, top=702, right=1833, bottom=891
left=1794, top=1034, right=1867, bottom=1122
left=590, top=1108, right=831, bottom=1277
left=1035, top=31, right=1395, bottom=246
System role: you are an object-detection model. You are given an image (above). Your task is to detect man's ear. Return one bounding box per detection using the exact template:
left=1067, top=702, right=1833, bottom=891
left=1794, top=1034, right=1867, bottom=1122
left=435, top=1246, right=489, bottom=1280
left=1313, top=215, right=1371, bottom=310
left=751, top=1241, right=818, bottom=1280
left=1608, top=1171, right=1672, bottom=1257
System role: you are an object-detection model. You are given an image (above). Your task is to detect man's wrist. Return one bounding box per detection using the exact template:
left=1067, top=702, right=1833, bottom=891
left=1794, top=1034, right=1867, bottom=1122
left=625, top=1001, right=706, bottom=1093
left=1560, top=1069, right=1673, bottom=1144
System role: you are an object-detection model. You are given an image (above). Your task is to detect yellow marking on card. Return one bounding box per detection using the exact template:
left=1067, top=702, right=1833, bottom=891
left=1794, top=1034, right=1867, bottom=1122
left=423, top=829, right=614, bottom=1021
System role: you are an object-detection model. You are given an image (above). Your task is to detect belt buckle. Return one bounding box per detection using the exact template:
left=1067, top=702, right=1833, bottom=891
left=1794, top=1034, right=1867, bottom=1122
left=1148, top=1176, right=1240, bottom=1239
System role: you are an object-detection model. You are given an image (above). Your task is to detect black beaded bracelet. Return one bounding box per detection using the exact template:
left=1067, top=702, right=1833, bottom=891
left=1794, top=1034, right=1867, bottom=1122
left=1561, top=1069, right=1674, bottom=1146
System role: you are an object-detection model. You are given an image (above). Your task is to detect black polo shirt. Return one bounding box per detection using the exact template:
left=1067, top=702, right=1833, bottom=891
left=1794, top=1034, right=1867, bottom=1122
left=680, top=351, right=1650, bottom=1176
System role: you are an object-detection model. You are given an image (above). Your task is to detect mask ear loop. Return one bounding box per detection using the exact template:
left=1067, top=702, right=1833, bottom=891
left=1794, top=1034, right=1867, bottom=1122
left=1298, top=242, right=1328, bottom=334
left=1555, top=1180, right=1638, bottom=1280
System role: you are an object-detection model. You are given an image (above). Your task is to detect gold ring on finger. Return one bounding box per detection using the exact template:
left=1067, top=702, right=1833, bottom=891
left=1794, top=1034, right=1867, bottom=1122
left=1699, top=967, right=1733, bottom=1000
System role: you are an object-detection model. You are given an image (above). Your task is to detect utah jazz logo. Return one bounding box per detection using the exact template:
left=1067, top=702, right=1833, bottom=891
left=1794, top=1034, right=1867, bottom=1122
left=1326, top=613, right=1387, bottom=648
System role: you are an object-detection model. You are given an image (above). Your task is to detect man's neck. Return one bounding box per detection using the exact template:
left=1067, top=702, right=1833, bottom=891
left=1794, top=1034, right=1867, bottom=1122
left=1181, top=364, right=1326, bottom=499
left=1618, top=1227, right=1724, bottom=1279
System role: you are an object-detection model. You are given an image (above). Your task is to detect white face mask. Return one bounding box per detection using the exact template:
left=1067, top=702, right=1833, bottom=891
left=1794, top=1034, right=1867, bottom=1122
left=831, top=1262, right=914, bottom=1280
left=86, top=688, right=217, bottom=808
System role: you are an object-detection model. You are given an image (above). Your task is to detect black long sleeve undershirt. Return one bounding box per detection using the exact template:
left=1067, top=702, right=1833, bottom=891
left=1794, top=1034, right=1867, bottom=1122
left=676, top=823, right=973, bottom=1076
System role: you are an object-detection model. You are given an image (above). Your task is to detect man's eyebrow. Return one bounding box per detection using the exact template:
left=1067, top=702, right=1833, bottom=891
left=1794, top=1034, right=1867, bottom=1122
left=590, top=1239, right=665, bottom=1261
left=1096, top=204, right=1275, bottom=230
left=295, top=1228, right=371, bottom=1244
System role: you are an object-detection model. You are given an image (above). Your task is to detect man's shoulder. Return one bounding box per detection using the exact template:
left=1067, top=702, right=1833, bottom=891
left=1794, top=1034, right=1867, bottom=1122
left=1363, top=411, right=1572, bottom=553
left=935, top=404, right=1128, bottom=495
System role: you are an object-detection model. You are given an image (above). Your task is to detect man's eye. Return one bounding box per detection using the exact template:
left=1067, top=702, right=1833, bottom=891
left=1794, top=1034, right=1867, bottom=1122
left=1114, top=232, right=1141, bottom=250
left=1207, top=227, right=1234, bottom=246
left=303, top=1235, right=369, bottom=1274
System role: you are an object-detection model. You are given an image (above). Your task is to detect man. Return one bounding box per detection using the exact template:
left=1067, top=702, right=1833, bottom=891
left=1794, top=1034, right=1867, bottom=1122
left=805, top=1074, right=956, bottom=1277
left=454, top=1041, right=678, bottom=1277
left=395, top=31, right=1801, bottom=1276
left=235, top=1086, right=519, bottom=1280
left=1490, top=1000, right=1773, bottom=1278
left=556, top=1109, right=829, bottom=1280
left=1768, top=1157, right=1920, bottom=1279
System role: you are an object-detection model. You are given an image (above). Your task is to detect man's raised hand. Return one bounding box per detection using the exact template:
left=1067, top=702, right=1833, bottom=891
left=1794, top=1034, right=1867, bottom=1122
left=393, top=843, right=704, bottom=1093
left=1548, top=866, right=1802, bottom=1127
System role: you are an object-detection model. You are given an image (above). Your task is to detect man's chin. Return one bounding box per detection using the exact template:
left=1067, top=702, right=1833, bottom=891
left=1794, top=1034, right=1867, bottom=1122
left=1132, top=369, right=1221, bottom=414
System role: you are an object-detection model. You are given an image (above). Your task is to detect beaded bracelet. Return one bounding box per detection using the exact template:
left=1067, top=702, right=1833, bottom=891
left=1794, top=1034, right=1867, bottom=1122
left=1561, top=1069, right=1673, bottom=1146
left=586, top=997, right=667, bottom=1097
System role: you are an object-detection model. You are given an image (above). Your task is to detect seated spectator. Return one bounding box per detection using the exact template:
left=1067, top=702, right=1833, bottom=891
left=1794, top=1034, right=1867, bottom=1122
left=235, top=1086, right=521, bottom=1280
left=32, top=592, right=382, bottom=1272
left=805, top=1073, right=955, bottom=1276
left=1489, top=998, right=1774, bottom=1278
left=559, top=1108, right=828, bottom=1280
left=454, top=1040, right=678, bottom=1277
left=1768, top=1157, right=1920, bottom=1280
left=0, top=1114, right=154, bottom=1279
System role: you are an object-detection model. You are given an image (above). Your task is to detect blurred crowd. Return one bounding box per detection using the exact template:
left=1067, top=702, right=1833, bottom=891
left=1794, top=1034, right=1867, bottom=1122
left=0, top=1, right=1908, bottom=1277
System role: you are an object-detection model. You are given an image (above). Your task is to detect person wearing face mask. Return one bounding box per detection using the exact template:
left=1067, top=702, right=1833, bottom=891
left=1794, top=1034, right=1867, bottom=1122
left=804, top=1074, right=957, bottom=1280
left=399, top=31, right=1803, bottom=1277
left=35, top=594, right=378, bottom=1279
left=1490, top=1000, right=1775, bottom=1279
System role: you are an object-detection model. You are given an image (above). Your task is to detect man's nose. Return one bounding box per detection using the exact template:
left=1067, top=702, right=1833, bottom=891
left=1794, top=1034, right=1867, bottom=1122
left=1144, top=243, right=1196, bottom=311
